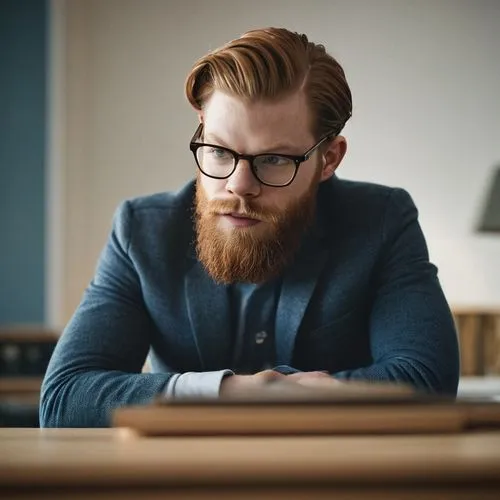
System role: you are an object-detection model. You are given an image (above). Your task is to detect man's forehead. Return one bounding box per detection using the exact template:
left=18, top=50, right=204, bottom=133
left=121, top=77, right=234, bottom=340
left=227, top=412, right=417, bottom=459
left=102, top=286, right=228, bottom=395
left=202, top=90, right=314, bottom=151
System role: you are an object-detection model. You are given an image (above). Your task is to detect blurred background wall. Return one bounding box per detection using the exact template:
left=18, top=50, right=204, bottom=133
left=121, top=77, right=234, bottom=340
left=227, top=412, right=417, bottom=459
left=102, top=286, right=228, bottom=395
left=1, top=0, right=499, bottom=327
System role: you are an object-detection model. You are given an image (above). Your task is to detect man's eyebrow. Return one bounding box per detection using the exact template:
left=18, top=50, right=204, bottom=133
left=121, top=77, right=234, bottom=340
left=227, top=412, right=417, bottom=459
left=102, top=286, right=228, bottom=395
left=259, top=143, right=302, bottom=154
left=204, top=133, right=302, bottom=154
left=204, top=133, right=230, bottom=147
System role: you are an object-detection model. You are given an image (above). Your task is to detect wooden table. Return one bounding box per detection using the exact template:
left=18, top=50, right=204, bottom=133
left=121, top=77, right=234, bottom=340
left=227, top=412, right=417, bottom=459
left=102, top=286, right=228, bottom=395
left=1, top=428, right=500, bottom=499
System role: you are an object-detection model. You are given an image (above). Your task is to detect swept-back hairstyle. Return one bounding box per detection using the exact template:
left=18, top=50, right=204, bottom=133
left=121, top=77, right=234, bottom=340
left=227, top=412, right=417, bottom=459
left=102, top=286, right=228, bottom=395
left=185, top=27, right=352, bottom=139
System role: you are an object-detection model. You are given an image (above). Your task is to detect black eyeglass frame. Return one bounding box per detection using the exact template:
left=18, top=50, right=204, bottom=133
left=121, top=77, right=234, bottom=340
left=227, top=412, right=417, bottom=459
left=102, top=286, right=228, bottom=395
left=189, top=123, right=337, bottom=188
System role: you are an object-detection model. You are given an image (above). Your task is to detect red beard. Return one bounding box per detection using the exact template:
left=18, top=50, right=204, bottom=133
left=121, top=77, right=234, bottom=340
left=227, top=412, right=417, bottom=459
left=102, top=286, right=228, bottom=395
left=195, top=172, right=321, bottom=284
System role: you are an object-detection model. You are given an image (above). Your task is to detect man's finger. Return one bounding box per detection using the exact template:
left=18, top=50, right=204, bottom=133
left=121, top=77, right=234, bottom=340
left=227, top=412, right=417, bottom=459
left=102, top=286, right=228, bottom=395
left=288, top=371, right=331, bottom=380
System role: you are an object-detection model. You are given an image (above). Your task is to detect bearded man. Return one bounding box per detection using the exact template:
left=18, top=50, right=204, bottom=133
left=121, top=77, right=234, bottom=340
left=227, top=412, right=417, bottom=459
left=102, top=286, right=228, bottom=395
left=41, top=28, right=459, bottom=427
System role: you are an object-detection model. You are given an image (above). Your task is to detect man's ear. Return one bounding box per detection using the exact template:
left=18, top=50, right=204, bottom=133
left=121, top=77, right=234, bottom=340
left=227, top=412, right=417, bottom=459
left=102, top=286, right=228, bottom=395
left=320, top=136, right=347, bottom=181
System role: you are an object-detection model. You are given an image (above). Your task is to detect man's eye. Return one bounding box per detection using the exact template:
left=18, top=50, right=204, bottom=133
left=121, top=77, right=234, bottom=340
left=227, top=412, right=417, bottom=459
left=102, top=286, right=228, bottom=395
left=258, top=155, right=291, bottom=166
left=208, top=148, right=230, bottom=159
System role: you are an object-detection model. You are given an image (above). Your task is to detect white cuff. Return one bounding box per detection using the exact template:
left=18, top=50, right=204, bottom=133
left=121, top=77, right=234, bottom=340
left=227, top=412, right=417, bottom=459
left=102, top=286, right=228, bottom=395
left=164, top=370, right=234, bottom=399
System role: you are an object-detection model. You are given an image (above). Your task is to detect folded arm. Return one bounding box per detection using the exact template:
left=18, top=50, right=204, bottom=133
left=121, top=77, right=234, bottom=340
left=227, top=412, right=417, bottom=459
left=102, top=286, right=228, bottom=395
left=40, top=202, right=174, bottom=427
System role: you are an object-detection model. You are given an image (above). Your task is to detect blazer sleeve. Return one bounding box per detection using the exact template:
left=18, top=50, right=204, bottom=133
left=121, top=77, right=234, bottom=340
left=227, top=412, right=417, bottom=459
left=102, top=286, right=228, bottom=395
left=39, top=201, right=173, bottom=427
left=333, top=188, right=460, bottom=395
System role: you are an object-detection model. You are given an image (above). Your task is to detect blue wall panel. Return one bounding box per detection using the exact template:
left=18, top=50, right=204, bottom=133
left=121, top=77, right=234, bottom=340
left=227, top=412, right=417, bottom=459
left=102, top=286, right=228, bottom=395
left=0, top=0, right=47, bottom=323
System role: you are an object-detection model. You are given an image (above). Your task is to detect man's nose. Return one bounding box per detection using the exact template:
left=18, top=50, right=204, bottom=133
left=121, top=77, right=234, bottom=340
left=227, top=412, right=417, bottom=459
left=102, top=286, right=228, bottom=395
left=225, top=159, right=261, bottom=198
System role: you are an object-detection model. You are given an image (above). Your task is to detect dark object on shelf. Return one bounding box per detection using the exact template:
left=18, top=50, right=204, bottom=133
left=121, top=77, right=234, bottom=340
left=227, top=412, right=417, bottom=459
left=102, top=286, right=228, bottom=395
left=0, top=401, right=39, bottom=427
left=478, top=167, right=500, bottom=233
left=0, top=327, right=59, bottom=427
left=0, top=327, right=58, bottom=377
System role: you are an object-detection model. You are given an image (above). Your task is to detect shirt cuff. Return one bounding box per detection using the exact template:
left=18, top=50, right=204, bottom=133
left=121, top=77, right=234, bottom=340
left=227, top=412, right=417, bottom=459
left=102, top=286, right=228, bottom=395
left=164, top=370, right=234, bottom=399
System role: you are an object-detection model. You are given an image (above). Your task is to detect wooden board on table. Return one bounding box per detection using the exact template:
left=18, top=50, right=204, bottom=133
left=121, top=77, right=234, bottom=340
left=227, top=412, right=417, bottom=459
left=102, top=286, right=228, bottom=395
left=113, top=380, right=500, bottom=436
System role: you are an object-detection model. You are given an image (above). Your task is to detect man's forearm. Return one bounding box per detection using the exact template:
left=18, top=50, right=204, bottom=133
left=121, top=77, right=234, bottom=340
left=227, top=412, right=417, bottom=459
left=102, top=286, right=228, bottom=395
left=273, top=359, right=458, bottom=395
left=40, top=370, right=174, bottom=428
left=336, top=358, right=457, bottom=395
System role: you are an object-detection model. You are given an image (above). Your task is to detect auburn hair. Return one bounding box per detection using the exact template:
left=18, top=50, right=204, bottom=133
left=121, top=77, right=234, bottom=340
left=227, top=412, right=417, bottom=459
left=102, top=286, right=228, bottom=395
left=185, top=27, right=352, bottom=139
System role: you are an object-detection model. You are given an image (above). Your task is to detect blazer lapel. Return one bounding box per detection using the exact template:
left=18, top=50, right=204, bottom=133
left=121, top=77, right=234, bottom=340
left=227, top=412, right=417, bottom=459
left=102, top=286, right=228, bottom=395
left=274, top=179, right=338, bottom=365
left=275, top=237, right=329, bottom=366
left=185, top=261, right=232, bottom=371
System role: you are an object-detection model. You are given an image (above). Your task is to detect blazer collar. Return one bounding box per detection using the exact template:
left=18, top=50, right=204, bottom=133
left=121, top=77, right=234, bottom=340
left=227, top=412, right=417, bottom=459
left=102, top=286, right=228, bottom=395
left=274, top=227, right=329, bottom=365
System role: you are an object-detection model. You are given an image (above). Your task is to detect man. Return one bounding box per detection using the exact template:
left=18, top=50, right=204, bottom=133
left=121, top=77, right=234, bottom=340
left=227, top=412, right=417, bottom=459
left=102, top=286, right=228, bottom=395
left=40, top=28, right=459, bottom=427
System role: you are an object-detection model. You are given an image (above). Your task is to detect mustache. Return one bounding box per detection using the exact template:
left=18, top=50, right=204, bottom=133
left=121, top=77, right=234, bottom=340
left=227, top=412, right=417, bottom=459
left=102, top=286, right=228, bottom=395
left=205, top=199, right=279, bottom=223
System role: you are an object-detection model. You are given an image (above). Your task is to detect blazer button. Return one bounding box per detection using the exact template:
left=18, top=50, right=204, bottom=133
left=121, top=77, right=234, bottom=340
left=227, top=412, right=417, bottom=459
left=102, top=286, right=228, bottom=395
left=255, top=331, right=267, bottom=344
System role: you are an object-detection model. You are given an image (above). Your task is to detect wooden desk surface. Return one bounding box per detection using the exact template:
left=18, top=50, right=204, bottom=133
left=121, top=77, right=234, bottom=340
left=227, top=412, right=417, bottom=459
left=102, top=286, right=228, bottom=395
left=1, top=428, right=500, bottom=499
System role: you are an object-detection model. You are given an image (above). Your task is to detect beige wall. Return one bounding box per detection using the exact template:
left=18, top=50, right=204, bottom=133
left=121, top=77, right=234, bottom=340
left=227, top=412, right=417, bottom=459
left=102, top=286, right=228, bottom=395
left=52, top=0, right=500, bottom=326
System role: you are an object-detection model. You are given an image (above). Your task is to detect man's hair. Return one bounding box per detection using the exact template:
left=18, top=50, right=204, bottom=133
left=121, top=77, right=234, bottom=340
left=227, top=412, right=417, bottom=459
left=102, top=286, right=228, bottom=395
left=185, top=27, right=352, bottom=139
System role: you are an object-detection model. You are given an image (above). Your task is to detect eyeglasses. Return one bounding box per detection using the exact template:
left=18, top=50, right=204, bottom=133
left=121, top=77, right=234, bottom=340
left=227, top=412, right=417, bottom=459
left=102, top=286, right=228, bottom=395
left=189, top=124, right=336, bottom=188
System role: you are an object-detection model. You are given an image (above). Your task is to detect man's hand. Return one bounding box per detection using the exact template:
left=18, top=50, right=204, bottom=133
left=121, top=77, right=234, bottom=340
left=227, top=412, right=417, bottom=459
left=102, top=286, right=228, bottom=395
left=219, top=369, right=287, bottom=397
left=219, top=370, right=343, bottom=398
left=287, top=371, right=330, bottom=381
left=287, top=371, right=343, bottom=388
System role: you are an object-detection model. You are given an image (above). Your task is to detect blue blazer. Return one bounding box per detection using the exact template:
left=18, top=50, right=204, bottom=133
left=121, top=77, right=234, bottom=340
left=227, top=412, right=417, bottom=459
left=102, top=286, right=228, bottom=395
left=40, top=177, right=460, bottom=427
